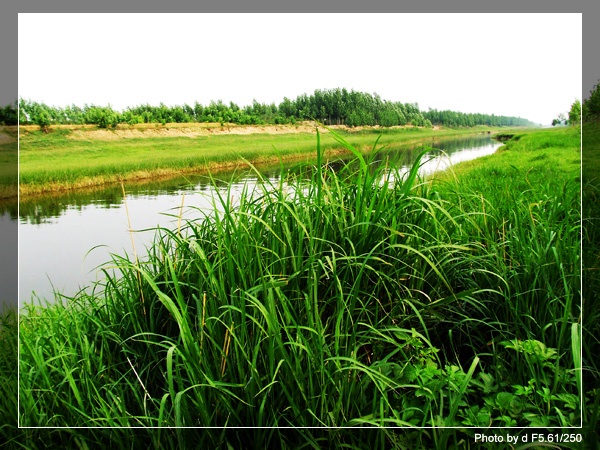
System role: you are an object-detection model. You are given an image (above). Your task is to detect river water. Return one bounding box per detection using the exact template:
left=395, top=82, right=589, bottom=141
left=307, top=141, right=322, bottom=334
left=18, top=134, right=502, bottom=307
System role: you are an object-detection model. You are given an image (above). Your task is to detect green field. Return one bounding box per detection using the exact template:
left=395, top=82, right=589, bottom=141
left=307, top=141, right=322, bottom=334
left=0, top=126, right=17, bottom=199
left=1, top=125, right=589, bottom=448
left=17, top=123, right=506, bottom=196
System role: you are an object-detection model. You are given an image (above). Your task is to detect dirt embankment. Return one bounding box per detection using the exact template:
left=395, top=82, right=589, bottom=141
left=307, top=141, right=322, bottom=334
left=0, top=134, right=15, bottom=145
left=72, top=124, right=322, bottom=141
left=15, top=122, right=440, bottom=142
left=0, top=126, right=18, bottom=145
left=16, top=122, right=326, bottom=141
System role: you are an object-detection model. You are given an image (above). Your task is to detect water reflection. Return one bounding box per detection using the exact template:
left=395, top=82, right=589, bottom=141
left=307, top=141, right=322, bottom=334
left=1, top=210, right=18, bottom=310
left=19, top=135, right=501, bottom=305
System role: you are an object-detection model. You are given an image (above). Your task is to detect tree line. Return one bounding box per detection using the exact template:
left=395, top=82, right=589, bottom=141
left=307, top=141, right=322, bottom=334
left=583, top=79, right=600, bottom=122
left=2, top=88, right=536, bottom=129
left=552, top=80, right=600, bottom=126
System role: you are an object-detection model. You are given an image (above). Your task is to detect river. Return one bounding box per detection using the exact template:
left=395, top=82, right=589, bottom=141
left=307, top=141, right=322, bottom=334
left=18, top=134, right=502, bottom=307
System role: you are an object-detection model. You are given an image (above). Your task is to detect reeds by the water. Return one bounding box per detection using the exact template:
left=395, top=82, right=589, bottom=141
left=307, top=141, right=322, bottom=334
left=14, top=127, right=583, bottom=448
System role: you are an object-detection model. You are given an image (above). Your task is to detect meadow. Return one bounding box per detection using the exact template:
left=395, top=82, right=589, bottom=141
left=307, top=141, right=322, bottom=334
left=1, top=125, right=591, bottom=448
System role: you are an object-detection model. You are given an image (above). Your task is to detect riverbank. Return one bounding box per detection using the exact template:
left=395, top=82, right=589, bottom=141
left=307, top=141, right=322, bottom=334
left=15, top=122, right=518, bottom=197
left=11, top=126, right=585, bottom=447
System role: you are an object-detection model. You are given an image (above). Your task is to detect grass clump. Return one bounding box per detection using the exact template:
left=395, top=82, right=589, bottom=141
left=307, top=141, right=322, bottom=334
left=15, top=127, right=582, bottom=448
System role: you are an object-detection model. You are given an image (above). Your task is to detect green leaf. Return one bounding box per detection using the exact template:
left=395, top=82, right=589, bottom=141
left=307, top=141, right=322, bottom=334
left=523, top=412, right=552, bottom=427
left=471, top=372, right=497, bottom=394
left=495, top=392, right=517, bottom=410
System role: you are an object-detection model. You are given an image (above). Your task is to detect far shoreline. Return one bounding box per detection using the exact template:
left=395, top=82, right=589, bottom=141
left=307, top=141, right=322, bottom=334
left=10, top=122, right=527, bottom=198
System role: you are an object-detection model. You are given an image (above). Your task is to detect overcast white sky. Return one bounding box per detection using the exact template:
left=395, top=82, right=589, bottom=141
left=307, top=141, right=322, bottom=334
left=18, top=13, right=581, bottom=126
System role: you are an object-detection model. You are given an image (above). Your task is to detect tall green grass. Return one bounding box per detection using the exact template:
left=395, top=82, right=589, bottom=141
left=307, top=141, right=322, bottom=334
left=0, top=307, right=19, bottom=447
left=582, top=121, right=600, bottom=448
left=14, top=127, right=582, bottom=448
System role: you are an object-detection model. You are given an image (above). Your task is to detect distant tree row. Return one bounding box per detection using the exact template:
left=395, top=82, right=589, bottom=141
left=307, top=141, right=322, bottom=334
left=552, top=99, right=582, bottom=127
left=552, top=80, right=600, bottom=126
left=2, top=88, right=535, bottom=129
left=423, top=108, right=534, bottom=128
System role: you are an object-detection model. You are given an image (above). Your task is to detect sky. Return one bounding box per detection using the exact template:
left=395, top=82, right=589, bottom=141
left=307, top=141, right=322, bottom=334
left=18, top=13, right=582, bottom=126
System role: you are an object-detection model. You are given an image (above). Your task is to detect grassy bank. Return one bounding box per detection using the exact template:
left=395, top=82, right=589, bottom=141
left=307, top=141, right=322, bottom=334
left=8, top=127, right=585, bottom=447
left=0, top=126, right=18, bottom=200
left=17, top=122, right=507, bottom=196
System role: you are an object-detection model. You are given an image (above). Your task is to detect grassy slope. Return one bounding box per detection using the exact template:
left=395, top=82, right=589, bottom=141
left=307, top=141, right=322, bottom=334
left=17, top=123, right=504, bottom=196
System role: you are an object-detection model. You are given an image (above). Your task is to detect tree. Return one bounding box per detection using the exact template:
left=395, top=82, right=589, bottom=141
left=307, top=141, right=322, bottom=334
left=552, top=112, right=567, bottom=127
left=35, top=109, right=52, bottom=132
left=568, top=99, right=581, bottom=126
left=379, top=107, right=400, bottom=127
left=583, top=79, right=600, bottom=122
left=0, top=101, right=18, bottom=125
